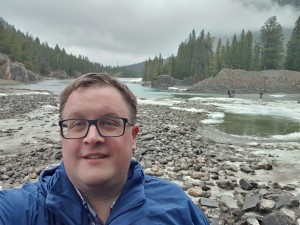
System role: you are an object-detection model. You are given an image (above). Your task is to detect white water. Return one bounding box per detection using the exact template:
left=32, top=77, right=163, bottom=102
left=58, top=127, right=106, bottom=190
left=189, top=95, right=300, bottom=142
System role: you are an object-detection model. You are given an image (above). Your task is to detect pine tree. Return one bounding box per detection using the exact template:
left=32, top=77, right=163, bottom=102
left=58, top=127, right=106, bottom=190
left=252, top=42, right=261, bottom=71
left=260, top=16, right=284, bottom=70
left=285, top=16, right=300, bottom=71
left=230, top=34, right=239, bottom=68
left=245, top=31, right=253, bottom=70
left=221, top=39, right=231, bottom=68
left=215, top=38, right=223, bottom=72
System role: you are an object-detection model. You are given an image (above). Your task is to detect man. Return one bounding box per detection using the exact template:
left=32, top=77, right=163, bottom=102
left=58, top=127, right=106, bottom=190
left=0, top=73, right=210, bottom=224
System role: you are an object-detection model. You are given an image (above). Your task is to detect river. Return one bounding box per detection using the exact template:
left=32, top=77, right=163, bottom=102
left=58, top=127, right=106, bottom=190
left=1, top=78, right=300, bottom=143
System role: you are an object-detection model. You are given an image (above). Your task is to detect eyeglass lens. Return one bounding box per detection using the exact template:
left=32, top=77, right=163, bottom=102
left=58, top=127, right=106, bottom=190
left=61, top=118, right=126, bottom=138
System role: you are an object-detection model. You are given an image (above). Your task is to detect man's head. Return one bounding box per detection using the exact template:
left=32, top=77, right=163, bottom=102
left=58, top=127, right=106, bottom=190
left=59, top=73, right=137, bottom=123
left=59, top=73, right=139, bottom=196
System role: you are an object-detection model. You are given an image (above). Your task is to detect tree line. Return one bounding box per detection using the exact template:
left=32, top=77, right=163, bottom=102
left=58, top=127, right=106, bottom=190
left=143, top=16, right=300, bottom=82
left=0, top=17, right=142, bottom=78
left=1, top=16, right=299, bottom=81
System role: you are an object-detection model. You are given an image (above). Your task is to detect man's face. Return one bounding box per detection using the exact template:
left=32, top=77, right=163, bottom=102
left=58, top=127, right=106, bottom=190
left=61, top=86, right=139, bottom=191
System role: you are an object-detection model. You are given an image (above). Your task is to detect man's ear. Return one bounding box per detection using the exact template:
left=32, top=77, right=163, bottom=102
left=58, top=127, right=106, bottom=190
left=131, top=124, right=139, bottom=152
left=59, top=128, right=63, bottom=137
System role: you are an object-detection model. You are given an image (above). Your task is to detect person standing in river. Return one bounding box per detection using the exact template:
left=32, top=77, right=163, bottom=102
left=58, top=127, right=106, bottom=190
left=0, top=73, right=210, bottom=225
left=260, top=90, right=264, bottom=98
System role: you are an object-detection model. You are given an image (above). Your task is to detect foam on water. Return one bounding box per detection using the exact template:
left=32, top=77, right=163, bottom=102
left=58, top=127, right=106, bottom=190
left=269, top=94, right=287, bottom=98
left=119, top=78, right=142, bottom=83
left=170, top=106, right=207, bottom=113
left=138, top=98, right=182, bottom=106
left=201, top=112, right=224, bottom=124
left=168, top=87, right=188, bottom=91
left=190, top=96, right=300, bottom=123
left=190, top=95, right=300, bottom=142
left=0, top=91, right=51, bottom=96
left=14, top=91, right=51, bottom=95
left=272, top=132, right=300, bottom=141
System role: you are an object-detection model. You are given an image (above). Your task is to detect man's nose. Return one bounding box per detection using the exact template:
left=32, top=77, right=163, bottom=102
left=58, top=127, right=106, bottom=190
left=83, top=124, right=105, bottom=143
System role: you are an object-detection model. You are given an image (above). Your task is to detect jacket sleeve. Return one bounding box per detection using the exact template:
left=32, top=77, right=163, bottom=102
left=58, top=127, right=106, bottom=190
left=0, top=185, right=43, bottom=225
left=0, top=189, right=22, bottom=224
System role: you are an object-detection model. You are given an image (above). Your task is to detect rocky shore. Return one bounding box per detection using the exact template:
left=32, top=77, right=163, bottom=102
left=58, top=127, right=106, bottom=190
left=0, top=92, right=299, bottom=225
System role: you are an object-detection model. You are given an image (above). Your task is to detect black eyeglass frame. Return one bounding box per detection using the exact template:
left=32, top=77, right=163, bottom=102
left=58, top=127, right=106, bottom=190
left=58, top=117, right=133, bottom=139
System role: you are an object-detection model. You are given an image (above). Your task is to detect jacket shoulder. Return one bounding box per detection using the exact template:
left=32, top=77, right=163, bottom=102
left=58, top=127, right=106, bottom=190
left=144, top=175, right=185, bottom=195
left=0, top=183, right=42, bottom=223
left=141, top=175, right=210, bottom=224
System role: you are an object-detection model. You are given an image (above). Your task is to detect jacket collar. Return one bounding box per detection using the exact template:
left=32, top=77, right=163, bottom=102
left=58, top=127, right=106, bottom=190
left=43, top=163, right=90, bottom=224
left=107, top=160, right=150, bottom=224
left=40, top=160, right=148, bottom=224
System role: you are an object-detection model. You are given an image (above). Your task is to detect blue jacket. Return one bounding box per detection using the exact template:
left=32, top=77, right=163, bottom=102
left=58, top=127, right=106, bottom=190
left=0, top=160, right=210, bottom=225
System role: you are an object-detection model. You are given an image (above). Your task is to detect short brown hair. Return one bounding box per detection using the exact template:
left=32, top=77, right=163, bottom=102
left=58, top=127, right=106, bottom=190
left=59, top=73, right=137, bottom=123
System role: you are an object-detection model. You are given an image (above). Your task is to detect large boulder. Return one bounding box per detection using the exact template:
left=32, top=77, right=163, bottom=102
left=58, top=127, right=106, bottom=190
left=49, top=70, right=68, bottom=79
left=0, top=53, right=40, bottom=83
left=0, top=53, right=10, bottom=79
left=151, top=75, right=181, bottom=88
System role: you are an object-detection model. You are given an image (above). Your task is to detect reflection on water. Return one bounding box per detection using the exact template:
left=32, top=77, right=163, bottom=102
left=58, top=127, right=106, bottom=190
left=216, top=113, right=300, bottom=137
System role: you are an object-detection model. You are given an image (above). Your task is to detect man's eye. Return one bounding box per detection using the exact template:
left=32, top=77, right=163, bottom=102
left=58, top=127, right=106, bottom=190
left=70, top=120, right=86, bottom=128
left=100, top=119, right=118, bottom=127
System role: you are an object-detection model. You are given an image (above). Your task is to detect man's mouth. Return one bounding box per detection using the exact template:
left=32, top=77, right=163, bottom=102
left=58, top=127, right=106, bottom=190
left=84, top=154, right=107, bottom=159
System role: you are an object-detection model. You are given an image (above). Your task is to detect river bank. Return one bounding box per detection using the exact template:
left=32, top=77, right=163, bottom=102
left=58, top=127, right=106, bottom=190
left=0, top=91, right=299, bottom=225
left=0, top=79, right=23, bottom=85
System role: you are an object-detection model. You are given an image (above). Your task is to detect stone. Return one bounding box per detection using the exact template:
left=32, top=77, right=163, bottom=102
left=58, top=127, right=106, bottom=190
left=205, top=208, right=221, bottom=219
left=246, top=217, right=260, bottom=225
left=258, top=199, right=275, bottom=213
left=262, top=213, right=289, bottom=225
left=280, top=207, right=296, bottom=221
left=219, top=194, right=239, bottom=209
left=275, top=195, right=300, bottom=209
left=242, top=194, right=260, bottom=211
left=240, top=165, right=255, bottom=174
left=1, top=175, right=10, bottom=180
left=199, top=197, right=219, bottom=208
left=239, top=178, right=254, bottom=190
left=188, top=187, right=202, bottom=197
left=216, top=179, right=235, bottom=190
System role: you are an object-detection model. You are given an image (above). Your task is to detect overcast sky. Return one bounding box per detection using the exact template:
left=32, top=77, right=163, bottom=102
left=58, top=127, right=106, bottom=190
left=0, top=0, right=299, bottom=66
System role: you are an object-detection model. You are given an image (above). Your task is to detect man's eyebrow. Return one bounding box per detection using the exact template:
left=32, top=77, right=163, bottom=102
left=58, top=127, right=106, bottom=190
left=101, top=113, right=122, bottom=118
left=63, top=112, right=85, bottom=119
left=64, top=112, right=122, bottom=119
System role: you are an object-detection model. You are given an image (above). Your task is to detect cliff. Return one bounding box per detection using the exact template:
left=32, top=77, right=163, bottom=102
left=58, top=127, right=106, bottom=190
left=188, top=69, right=300, bottom=94
left=0, top=53, right=40, bottom=83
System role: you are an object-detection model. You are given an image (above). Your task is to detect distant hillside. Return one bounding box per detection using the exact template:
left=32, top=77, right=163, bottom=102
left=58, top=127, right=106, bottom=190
left=120, top=62, right=144, bottom=78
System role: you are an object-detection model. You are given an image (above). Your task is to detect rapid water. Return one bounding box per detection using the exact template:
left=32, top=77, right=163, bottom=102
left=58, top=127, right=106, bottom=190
left=1, top=78, right=299, bottom=142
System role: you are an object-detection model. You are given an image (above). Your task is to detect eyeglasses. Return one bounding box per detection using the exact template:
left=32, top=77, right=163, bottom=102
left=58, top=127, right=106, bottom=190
left=58, top=117, right=133, bottom=139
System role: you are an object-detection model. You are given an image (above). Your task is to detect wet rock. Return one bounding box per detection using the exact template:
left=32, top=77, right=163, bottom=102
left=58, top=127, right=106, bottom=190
left=216, top=179, right=236, bottom=190
left=199, top=197, right=219, bottom=208
left=240, top=178, right=255, bottom=190
left=262, top=212, right=290, bottom=225
left=242, top=194, right=260, bottom=211
left=219, top=194, right=239, bottom=210
left=258, top=199, right=276, bottom=213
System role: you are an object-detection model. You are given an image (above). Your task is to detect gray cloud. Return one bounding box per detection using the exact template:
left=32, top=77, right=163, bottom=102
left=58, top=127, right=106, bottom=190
left=0, top=0, right=298, bottom=66
left=236, top=0, right=300, bottom=10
